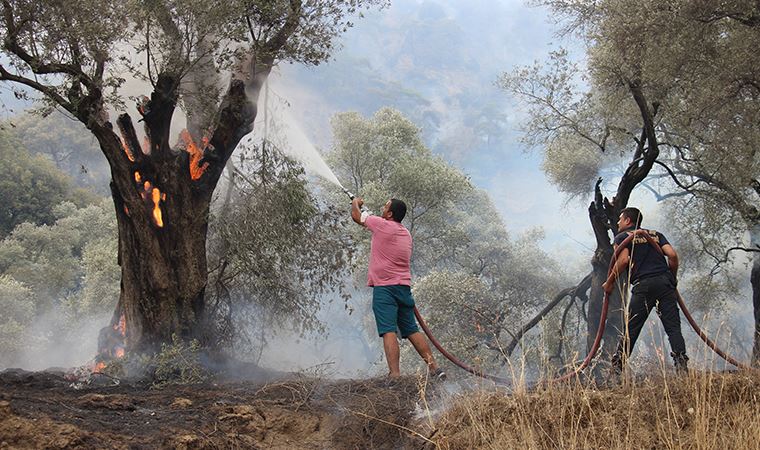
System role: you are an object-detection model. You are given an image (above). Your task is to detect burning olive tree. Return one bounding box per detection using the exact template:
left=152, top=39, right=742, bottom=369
left=0, top=0, right=386, bottom=354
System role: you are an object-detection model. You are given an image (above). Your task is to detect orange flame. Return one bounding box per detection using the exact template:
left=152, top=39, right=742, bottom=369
left=94, top=361, right=106, bottom=372
left=123, top=205, right=130, bottom=216
left=180, top=129, right=209, bottom=181
left=121, top=138, right=135, bottom=162
left=135, top=171, right=142, bottom=183
left=112, top=314, right=127, bottom=358
left=116, top=314, right=126, bottom=336
left=152, top=187, right=164, bottom=227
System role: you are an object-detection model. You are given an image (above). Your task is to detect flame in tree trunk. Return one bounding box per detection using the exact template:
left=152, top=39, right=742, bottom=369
left=133, top=172, right=165, bottom=228
left=180, top=129, right=210, bottom=181
left=102, top=77, right=255, bottom=354
left=151, top=187, right=163, bottom=227
left=120, top=137, right=135, bottom=162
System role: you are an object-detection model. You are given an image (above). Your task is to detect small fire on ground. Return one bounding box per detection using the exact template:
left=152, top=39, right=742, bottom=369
left=66, top=314, right=127, bottom=386
left=92, top=314, right=127, bottom=373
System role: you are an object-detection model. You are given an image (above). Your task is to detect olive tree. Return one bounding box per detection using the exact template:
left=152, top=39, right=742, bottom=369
left=0, top=0, right=386, bottom=352
left=504, top=0, right=760, bottom=365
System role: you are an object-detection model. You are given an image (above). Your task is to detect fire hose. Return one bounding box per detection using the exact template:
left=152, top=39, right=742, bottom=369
left=346, top=192, right=749, bottom=384
left=416, top=229, right=750, bottom=384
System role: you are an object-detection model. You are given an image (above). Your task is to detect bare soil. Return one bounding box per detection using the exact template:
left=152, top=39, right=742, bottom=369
left=0, top=369, right=435, bottom=449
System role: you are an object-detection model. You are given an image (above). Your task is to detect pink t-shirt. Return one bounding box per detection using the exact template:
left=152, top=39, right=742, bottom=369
left=364, top=215, right=412, bottom=286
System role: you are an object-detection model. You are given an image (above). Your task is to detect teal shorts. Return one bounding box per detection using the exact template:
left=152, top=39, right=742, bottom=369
left=372, top=285, right=420, bottom=338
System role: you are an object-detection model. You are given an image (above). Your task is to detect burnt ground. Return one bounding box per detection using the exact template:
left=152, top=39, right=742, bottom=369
left=0, top=369, right=439, bottom=449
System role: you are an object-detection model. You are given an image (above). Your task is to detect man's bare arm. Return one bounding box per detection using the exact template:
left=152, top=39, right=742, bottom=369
left=661, top=244, right=679, bottom=277
left=602, top=247, right=630, bottom=294
left=351, top=197, right=365, bottom=226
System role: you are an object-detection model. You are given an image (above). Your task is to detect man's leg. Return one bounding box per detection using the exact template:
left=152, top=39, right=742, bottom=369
left=407, top=331, right=438, bottom=371
left=612, top=285, right=653, bottom=371
left=654, top=276, right=688, bottom=372
left=395, top=286, right=440, bottom=373
left=382, top=332, right=401, bottom=377
left=372, top=287, right=401, bottom=377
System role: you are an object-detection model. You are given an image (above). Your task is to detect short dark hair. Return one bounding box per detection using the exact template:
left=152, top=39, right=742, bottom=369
left=620, top=207, right=643, bottom=228
left=388, top=198, right=407, bottom=222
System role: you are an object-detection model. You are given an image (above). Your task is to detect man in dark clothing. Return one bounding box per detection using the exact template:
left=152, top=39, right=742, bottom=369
left=602, top=207, right=689, bottom=373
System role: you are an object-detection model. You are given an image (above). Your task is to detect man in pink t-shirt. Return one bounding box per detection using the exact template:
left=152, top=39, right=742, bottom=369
left=351, top=197, right=444, bottom=380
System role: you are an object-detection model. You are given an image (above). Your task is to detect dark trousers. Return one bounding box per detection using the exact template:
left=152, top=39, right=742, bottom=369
left=612, top=272, right=687, bottom=369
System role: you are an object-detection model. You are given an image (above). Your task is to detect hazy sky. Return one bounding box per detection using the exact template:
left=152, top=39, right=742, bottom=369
left=263, top=0, right=667, bottom=270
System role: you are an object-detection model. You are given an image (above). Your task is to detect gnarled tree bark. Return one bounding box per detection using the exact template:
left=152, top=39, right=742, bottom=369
left=585, top=81, right=661, bottom=361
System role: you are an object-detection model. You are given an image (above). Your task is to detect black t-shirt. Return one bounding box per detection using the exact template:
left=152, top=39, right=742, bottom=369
left=613, top=228, right=670, bottom=282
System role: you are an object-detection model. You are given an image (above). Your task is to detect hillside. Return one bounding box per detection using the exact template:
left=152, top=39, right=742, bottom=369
left=2, top=369, right=758, bottom=449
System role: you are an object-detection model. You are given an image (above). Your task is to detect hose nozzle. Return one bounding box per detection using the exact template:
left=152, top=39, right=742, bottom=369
left=343, top=188, right=370, bottom=213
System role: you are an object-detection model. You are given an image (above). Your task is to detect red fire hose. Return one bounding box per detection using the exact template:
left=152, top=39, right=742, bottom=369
left=416, top=229, right=750, bottom=385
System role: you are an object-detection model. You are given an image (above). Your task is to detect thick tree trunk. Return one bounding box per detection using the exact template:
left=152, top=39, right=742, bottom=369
left=109, top=160, right=211, bottom=351
left=586, top=180, right=624, bottom=359
left=750, top=225, right=760, bottom=366
left=583, top=82, right=660, bottom=366
left=90, top=75, right=258, bottom=354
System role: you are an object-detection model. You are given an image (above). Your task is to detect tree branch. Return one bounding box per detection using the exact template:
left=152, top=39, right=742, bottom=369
left=0, top=64, right=73, bottom=113
left=709, top=245, right=760, bottom=275
left=1, top=0, right=98, bottom=92
left=640, top=180, right=691, bottom=202
left=501, top=273, right=592, bottom=357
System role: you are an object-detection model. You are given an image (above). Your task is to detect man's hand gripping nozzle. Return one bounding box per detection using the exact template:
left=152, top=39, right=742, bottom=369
left=345, top=188, right=370, bottom=213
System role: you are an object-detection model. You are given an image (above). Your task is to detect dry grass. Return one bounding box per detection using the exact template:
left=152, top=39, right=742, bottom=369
left=426, top=369, right=760, bottom=450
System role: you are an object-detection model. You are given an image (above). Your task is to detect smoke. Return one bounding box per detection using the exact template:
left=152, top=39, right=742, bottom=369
left=3, top=309, right=112, bottom=371
left=245, top=80, right=344, bottom=189
left=231, top=289, right=384, bottom=379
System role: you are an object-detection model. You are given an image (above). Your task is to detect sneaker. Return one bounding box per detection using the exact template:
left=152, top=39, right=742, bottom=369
left=430, top=367, right=447, bottom=381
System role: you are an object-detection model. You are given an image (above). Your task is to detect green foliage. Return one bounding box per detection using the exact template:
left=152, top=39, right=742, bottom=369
left=413, top=270, right=495, bottom=365
left=327, top=108, right=565, bottom=372
left=0, top=275, right=35, bottom=364
left=498, top=49, right=634, bottom=198
left=207, top=142, right=353, bottom=352
left=10, top=112, right=109, bottom=193
left=0, top=200, right=119, bottom=367
left=0, top=200, right=117, bottom=307
left=328, top=108, right=472, bottom=272
left=0, top=128, right=98, bottom=238
left=151, top=335, right=209, bottom=388
left=0, top=0, right=388, bottom=124
left=102, top=335, right=209, bottom=387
